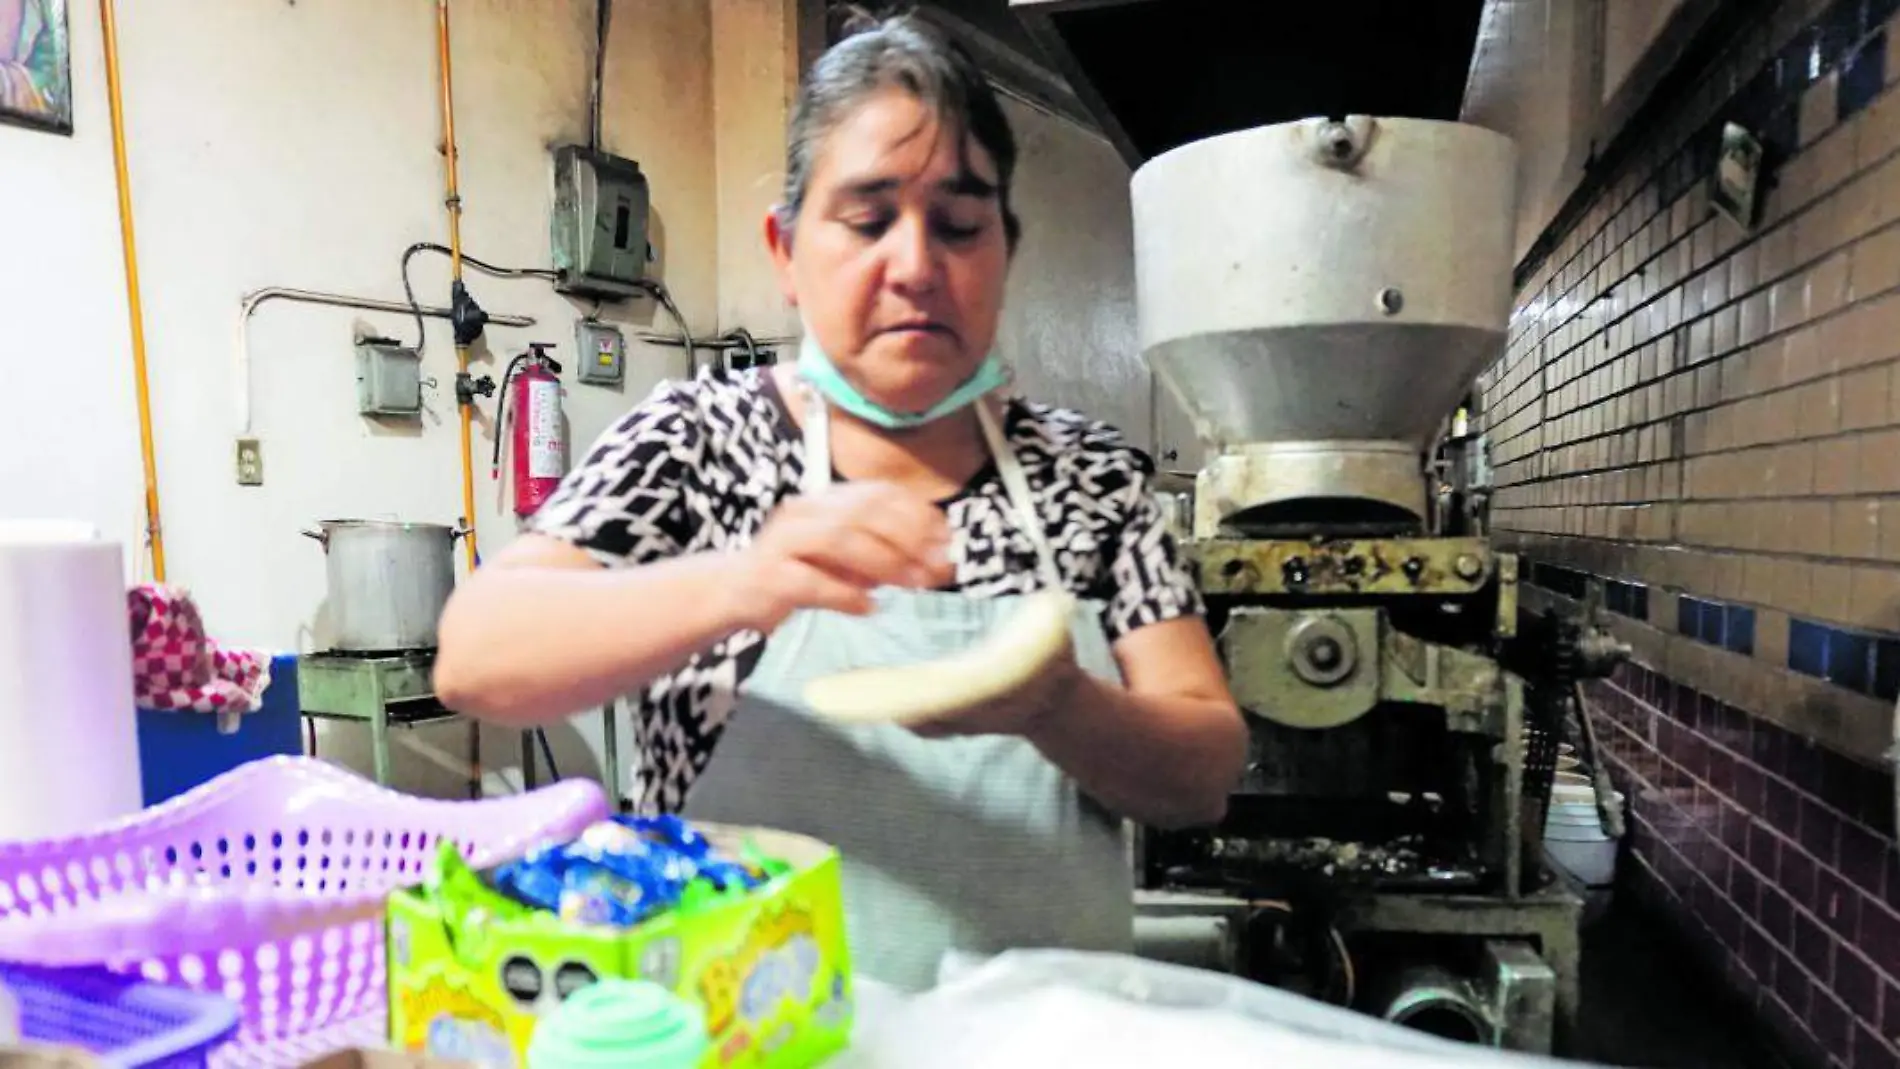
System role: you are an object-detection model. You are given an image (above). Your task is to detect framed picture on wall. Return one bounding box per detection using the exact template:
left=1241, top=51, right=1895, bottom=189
left=1, top=0, right=71, bottom=135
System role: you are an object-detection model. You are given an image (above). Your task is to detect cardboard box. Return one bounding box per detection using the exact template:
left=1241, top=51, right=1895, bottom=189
left=385, top=825, right=852, bottom=1068
left=300, top=1052, right=472, bottom=1069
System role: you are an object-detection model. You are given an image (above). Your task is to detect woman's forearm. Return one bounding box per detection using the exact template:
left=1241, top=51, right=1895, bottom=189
left=1028, top=675, right=1246, bottom=830
left=435, top=551, right=751, bottom=725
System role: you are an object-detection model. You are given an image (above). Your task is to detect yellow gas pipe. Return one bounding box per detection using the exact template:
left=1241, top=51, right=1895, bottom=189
left=100, top=0, right=166, bottom=581
left=435, top=0, right=479, bottom=573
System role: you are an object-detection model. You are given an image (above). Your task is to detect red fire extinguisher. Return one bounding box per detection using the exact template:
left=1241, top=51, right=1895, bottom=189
left=493, top=343, right=565, bottom=517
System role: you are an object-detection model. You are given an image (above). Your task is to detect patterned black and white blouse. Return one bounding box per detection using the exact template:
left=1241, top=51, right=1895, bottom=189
left=530, top=367, right=1203, bottom=812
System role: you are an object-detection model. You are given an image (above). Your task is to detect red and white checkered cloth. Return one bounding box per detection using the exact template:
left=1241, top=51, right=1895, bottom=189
left=128, top=585, right=271, bottom=732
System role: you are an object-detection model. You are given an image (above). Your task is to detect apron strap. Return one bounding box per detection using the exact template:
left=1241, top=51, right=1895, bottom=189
left=797, top=382, right=1064, bottom=591
left=975, top=400, right=1064, bottom=591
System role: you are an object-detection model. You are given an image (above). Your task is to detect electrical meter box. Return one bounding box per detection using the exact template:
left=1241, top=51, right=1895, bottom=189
left=550, top=145, right=650, bottom=300
left=354, top=338, right=421, bottom=416
left=574, top=319, right=626, bottom=386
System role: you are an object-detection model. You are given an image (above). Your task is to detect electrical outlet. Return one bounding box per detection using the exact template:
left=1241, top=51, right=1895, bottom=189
left=236, top=437, right=264, bottom=486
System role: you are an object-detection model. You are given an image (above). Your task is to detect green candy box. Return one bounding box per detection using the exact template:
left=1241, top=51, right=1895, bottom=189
left=384, top=823, right=853, bottom=1068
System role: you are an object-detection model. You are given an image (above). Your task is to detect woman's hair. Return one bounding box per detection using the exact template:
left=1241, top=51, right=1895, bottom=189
left=780, top=6, right=1021, bottom=249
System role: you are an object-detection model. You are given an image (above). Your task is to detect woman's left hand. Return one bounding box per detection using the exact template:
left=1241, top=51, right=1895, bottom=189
left=905, top=638, right=1087, bottom=740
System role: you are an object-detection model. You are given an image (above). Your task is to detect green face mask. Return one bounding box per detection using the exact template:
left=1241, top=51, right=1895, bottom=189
left=795, top=333, right=1007, bottom=429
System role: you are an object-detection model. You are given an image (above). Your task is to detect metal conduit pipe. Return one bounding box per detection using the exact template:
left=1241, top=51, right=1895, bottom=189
left=233, top=288, right=535, bottom=437
left=99, top=0, right=165, bottom=580
left=434, top=0, right=480, bottom=573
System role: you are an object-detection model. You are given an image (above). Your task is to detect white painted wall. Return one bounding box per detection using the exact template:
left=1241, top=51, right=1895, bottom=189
left=0, top=0, right=719, bottom=798
left=0, top=3, right=1150, bottom=801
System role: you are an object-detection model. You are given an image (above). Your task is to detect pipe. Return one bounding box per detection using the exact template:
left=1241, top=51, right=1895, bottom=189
left=590, top=0, right=611, bottom=151
left=99, top=0, right=165, bottom=581
left=435, top=0, right=479, bottom=573
left=233, top=288, right=535, bottom=436
left=1374, top=964, right=1495, bottom=1046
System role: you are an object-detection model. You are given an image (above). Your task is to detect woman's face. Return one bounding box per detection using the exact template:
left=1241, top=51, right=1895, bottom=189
left=768, top=88, right=1012, bottom=416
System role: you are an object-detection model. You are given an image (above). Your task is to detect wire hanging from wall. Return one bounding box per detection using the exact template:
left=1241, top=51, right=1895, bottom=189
left=399, top=242, right=557, bottom=352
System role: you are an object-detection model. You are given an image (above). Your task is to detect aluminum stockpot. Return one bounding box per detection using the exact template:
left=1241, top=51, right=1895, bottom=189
left=302, top=519, right=462, bottom=651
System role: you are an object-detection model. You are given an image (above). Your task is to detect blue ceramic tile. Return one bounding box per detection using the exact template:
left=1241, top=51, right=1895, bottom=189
left=1733, top=69, right=1776, bottom=129
left=1726, top=605, right=1757, bottom=656
left=1827, top=628, right=1873, bottom=693
left=1790, top=618, right=1830, bottom=677
left=1606, top=582, right=1629, bottom=617
left=1680, top=596, right=1704, bottom=638
left=1821, top=0, right=1865, bottom=64
left=1780, top=28, right=1821, bottom=90
left=1633, top=585, right=1650, bottom=621
left=1701, top=599, right=1729, bottom=647
left=1769, top=103, right=1802, bottom=157
left=1874, top=637, right=1900, bottom=701
left=1840, top=30, right=1887, bottom=119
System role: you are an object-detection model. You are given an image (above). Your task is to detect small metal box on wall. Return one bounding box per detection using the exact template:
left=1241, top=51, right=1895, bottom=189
left=574, top=319, right=626, bottom=387
left=355, top=338, right=422, bottom=416
left=550, top=145, right=650, bottom=300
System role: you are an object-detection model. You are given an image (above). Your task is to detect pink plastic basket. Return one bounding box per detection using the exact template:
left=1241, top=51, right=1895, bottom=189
left=0, top=756, right=609, bottom=1065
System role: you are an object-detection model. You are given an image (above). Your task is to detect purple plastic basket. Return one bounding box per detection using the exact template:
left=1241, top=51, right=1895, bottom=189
left=4, top=962, right=241, bottom=1069
left=0, top=757, right=609, bottom=1065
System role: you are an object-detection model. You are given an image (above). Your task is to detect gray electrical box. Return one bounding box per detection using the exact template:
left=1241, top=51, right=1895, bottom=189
left=355, top=338, right=422, bottom=416
left=551, top=145, right=650, bottom=300
left=575, top=320, right=626, bottom=386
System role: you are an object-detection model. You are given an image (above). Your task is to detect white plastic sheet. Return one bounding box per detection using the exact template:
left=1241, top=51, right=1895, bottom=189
left=834, top=950, right=1608, bottom=1069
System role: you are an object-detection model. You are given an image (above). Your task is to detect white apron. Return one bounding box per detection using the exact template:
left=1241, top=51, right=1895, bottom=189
left=682, top=388, right=1134, bottom=990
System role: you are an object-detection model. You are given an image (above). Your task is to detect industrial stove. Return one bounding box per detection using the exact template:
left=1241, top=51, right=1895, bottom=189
left=1125, top=116, right=1625, bottom=1054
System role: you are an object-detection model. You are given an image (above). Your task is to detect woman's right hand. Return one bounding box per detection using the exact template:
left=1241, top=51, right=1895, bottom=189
left=729, top=482, right=955, bottom=632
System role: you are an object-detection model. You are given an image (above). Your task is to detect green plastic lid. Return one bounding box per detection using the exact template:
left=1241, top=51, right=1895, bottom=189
left=527, top=979, right=710, bottom=1069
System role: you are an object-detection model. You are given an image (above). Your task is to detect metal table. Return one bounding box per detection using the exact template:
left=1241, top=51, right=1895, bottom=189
left=297, top=650, right=470, bottom=790
left=298, top=651, right=624, bottom=808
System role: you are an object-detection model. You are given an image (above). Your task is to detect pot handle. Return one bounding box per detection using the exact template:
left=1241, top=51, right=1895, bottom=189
left=301, top=527, right=328, bottom=549
left=451, top=521, right=473, bottom=543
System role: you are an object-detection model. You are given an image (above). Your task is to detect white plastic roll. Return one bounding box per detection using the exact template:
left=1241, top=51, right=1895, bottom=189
left=0, top=521, right=144, bottom=841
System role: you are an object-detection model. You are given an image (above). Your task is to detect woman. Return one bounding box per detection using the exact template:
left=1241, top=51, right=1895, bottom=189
left=435, top=13, right=1245, bottom=990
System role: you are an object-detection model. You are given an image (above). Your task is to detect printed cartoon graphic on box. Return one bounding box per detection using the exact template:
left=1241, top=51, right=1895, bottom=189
left=386, top=822, right=852, bottom=1069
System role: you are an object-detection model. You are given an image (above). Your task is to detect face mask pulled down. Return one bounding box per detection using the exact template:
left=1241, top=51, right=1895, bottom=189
left=795, top=333, right=1007, bottom=430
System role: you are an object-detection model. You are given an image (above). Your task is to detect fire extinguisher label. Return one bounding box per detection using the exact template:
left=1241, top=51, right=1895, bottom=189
left=527, top=378, right=565, bottom=479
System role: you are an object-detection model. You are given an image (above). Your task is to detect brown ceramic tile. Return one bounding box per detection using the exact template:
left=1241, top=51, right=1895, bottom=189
left=1801, top=378, right=1847, bottom=437
left=1857, top=81, right=1900, bottom=171
left=1844, top=366, right=1894, bottom=430
left=1838, top=499, right=1884, bottom=559
left=1763, top=883, right=1796, bottom=941
left=1814, top=561, right=1858, bottom=622
left=1864, top=428, right=1900, bottom=500
left=1806, top=74, right=1844, bottom=147
left=1853, top=227, right=1900, bottom=300
left=1848, top=564, right=1900, bottom=630
left=1820, top=436, right=1863, bottom=493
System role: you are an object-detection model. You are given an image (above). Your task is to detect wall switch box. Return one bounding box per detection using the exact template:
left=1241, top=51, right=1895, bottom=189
left=355, top=338, right=422, bottom=416
left=550, top=145, right=650, bottom=300
left=575, top=320, right=626, bottom=386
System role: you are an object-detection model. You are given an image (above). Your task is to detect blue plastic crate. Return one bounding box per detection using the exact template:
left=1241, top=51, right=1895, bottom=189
left=2, top=963, right=239, bottom=1069
left=135, top=653, right=302, bottom=807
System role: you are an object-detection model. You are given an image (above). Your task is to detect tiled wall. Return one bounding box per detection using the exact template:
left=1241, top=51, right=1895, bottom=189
left=1478, top=0, right=1900, bottom=1065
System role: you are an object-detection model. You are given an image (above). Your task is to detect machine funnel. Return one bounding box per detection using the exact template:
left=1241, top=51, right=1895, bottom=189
left=1133, top=116, right=1517, bottom=534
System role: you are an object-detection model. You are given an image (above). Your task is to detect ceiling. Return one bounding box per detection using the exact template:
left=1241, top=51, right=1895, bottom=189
left=911, top=0, right=1491, bottom=167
